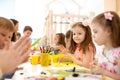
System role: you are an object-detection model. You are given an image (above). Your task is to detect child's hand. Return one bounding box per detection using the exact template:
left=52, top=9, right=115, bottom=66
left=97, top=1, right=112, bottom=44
left=66, top=53, right=74, bottom=58
left=65, top=53, right=83, bottom=66
left=59, top=55, right=73, bottom=63
left=91, top=64, right=104, bottom=74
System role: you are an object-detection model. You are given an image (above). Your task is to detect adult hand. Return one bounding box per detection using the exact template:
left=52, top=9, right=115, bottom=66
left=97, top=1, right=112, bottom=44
left=0, top=35, right=31, bottom=75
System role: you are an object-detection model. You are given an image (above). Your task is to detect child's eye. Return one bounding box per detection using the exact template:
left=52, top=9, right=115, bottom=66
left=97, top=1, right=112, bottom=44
left=78, top=33, right=81, bottom=35
left=0, top=33, right=6, bottom=37
left=94, top=31, right=97, bottom=33
left=73, top=33, right=76, bottom=35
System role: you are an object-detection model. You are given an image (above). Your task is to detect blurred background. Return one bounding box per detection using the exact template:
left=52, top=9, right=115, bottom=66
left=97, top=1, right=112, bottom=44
left=0, top=0, right=120, bottom=44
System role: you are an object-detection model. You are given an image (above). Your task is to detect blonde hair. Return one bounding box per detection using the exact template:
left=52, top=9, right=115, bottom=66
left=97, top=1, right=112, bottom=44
left=0, top=17, right=14, bottom=32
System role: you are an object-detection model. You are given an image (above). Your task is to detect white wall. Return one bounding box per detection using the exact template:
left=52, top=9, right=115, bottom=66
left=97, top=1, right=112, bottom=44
left=0, top=0, right=15, bottom=18
left=0, top=0, right=104, bottom=40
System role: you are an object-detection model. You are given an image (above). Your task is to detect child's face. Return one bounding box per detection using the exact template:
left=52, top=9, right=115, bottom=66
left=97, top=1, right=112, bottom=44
left=14, top=23, right=19, bottom=32
left=24, top=30, right=32, bottom=37
left=0, top=28, right=13, bottom=49
left=16, top=34, right=20, bottom=40
left=72, top=26, right=86, bottom=45
left=54, top=35, right=59, bottom=43
left=91, top=23, right=111, bottom=46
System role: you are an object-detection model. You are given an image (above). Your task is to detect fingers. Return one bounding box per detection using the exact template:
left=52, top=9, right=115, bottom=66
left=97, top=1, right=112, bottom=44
left=19, top=49, right=30, bottom=64
left=18, top=38, right=31, bottom=55
left=91, top=64, right=101, bottom=74
left=91, top=64, right=96, bottom=69
left=10, top=48, right=30, bottom=68
left=93, top=59, right=98, bottom=65
left=13, top=37, right=31, bottom=55
left=91, top=64, right=99, bottom=70
left=91, top=65, right=96, bottom=74
left=14, top=36, right=26, bottom=47
left=12, top=35, right=29, bottom=49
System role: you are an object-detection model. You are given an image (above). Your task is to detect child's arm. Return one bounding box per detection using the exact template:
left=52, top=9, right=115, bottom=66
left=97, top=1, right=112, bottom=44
left=66, top=53, right=83, bottom=66
left=91, top=59, right=120, bottom=80
left=59, top=53, right=83, bottom=65
left=53, top=45, right=67, bottom=54
left=117, top=58, right=120, bottom=71
left=53, top=45, right=63, bottom=50
left=82, top=50, right=94, bottom=68
left=102, top=68, right=120, bottom=80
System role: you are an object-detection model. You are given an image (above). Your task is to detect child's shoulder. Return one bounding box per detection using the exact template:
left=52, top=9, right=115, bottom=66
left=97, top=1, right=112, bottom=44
left=112, top=47, right=120, bottom=52
left=111, top=47, right=120, bottom=58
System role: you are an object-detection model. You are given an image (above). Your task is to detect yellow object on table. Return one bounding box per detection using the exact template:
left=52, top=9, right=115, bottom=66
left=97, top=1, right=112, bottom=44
left=31, top=55, right=39, bottom=65
left=59, top=55, right=74, bottom=63
left=51, top=55, right=58, bottom=63
left=40, top=53, right=50, bottom=67
left=50, top=53, right=64, bottom=66
left=100, top=76, right=110, bottom=80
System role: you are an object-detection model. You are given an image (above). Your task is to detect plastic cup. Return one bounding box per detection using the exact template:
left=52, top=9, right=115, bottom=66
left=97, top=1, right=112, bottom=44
left=31, top=55, right=39, bottom=65
left=40, top=53, right=50, bottom=67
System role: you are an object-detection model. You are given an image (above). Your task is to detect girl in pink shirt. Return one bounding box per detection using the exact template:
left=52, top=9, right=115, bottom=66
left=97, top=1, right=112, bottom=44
left=62, top=22, right=96, bottom=68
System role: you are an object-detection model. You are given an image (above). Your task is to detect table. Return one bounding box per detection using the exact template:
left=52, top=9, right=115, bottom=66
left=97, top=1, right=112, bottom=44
left=11, top=62, right=114, bottom=80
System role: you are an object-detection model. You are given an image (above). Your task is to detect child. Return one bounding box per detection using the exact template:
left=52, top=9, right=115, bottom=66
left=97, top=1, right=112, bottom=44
left=1, top=18, right=17, bottom=79
left=59, top=30, right=73, bottom=55
left=10, top=19, right=19, bottom=42
left=91, top=11, right=120, bottom=79
left=65, top=30, right=73, bottom=49
left=53, top=33, right=66, bottom=54
left=23, top=25, right=33, bottom=37
left=61, top=22, right=96, bottom=68
left=16, top=32, right=21, bottom=40
left=0, top=18, right=14, bottom=49
left=0, top=17, right=31, bottom=79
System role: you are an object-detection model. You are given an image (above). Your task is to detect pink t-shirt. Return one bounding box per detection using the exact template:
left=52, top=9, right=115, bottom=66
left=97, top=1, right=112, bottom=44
left=74, top=45, right=94, bottom=67
left=74, top=47, right=83, bottom=60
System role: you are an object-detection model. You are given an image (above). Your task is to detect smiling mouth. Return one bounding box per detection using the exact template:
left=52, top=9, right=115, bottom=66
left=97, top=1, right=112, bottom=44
left=75, top=39, right=80, bottom=41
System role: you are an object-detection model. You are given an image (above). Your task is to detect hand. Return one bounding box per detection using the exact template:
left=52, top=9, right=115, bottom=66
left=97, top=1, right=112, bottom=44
left=59, top=55, right=73, bottom=63
left=66, top=53, right=74, bottom=58
left=65, top=53, right=82, bottom=66
left=91, top=64, right=104, bottom=74
left=54, top=45, right=64, bottom=51
left=0, top=35, right=31, bottom=75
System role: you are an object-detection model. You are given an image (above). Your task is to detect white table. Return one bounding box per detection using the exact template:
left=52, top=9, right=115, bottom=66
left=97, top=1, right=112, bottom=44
left=12, top=62, right=113, bottom=80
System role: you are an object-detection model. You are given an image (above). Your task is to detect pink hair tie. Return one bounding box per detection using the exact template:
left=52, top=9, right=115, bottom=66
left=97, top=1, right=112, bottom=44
left=104, top=12, right=113, bottom=21
left=82, top=21, right=89, bottom=26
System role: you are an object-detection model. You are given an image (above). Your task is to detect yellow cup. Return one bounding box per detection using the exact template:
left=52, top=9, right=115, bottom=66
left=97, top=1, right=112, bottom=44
left=31, top=55, right=39, bottom=65
left=52, top=55, right=58, bottom=62
left=40, top=53, right=50, bottom=67
left=50, top=54, right=60, bottom=66
left=57, top=53, right=64, bottom=59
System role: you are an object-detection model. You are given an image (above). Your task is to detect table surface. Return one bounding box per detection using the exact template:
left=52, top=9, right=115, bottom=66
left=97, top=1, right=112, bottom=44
left=11, top=62, right=114, bottom=80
